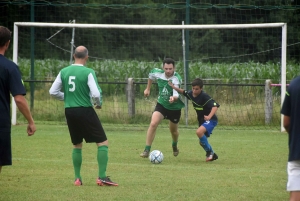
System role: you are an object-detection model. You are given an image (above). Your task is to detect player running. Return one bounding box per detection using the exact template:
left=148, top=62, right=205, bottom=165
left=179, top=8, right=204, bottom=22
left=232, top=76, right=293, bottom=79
left=169, top=78, right=219, bottom=162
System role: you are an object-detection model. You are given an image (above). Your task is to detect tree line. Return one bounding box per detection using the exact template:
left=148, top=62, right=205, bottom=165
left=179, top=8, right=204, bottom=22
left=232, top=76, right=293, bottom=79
left=0, top=0, right=299, bottom=63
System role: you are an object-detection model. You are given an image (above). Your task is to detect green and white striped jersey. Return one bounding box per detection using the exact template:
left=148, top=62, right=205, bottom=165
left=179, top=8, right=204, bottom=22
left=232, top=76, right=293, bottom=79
left=149, top=68, right=185, bottom=110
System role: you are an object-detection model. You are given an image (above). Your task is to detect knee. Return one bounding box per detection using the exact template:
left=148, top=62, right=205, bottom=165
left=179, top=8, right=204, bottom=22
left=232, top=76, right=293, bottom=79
left=196, top=131, right=204, bottom=138
left=97, top=140, right=108, bottom=147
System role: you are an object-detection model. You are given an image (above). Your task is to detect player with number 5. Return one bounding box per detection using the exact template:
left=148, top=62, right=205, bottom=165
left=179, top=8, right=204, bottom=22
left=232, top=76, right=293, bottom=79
left=49, top=46, right=118, bottom=186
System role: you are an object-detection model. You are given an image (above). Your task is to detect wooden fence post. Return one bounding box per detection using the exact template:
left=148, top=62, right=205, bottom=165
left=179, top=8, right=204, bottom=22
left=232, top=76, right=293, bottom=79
left=127, top=78, right=135, bottom=117
left=265, top=79, right=272, bottom=124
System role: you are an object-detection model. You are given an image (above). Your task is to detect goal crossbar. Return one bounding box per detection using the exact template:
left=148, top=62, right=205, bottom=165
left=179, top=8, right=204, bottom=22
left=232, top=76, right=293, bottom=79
left=12, top=22, right=287, bottom=131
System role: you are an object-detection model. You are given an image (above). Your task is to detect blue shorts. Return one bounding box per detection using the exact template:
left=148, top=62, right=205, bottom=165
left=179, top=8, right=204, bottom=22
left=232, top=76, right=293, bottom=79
left=201, top=120, right=218, bottom=137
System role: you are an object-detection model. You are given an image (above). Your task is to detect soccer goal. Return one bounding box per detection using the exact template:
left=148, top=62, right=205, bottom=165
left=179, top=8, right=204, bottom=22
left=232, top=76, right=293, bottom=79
left=12, top=22, right=287, bottom=131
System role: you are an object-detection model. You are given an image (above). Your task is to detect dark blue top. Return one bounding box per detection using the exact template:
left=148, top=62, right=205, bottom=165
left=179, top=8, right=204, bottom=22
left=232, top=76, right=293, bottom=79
left=182, top=90, right=220, bottom=125
left=0, top=55, right=26, bottom=132
left=281, top=76, right=300, bottom=161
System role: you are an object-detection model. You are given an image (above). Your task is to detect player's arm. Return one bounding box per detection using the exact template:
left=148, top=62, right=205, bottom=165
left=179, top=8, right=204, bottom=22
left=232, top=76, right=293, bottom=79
left=88, top=73, right=101, bottom=109
left=283, top=115, right=290, bottom=133
left=14, top=95, right=36, bottom=136
left=168, top=81, right=184, bottom=94
left=281, top=91, right=291, bottom=133
left=144, top=78, right=153, bottom=97
left=204, top=106, right=218, bottom=121
left=49, top=72, right=64, bottom=101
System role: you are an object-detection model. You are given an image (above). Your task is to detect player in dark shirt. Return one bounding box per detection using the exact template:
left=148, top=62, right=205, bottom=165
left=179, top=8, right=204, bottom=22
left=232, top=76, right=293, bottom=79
left=281, top=76, right=300, bottom=200
left=169, top=78, right=219, bottom=162
left=0, top=26, right=36, bottom=173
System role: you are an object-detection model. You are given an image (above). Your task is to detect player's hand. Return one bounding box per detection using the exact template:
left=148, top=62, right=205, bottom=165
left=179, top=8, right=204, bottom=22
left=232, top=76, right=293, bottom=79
left=95, top=105, right=102, bottom=109
left=204, top=115, right=211, bottom=121
left=168, top=80, right=174, bottom=88
left=144, top=89, right=150, bottom=97
left=169, top=96, right=175, bottom=103
left=27, top=123, right=36, bottom=136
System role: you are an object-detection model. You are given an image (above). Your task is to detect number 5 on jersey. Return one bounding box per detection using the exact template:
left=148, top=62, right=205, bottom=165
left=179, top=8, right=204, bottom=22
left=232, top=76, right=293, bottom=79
left=69, top=76, right=76, bottom=92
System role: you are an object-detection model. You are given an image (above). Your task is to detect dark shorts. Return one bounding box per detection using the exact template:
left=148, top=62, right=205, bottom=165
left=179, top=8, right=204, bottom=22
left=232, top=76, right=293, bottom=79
left=154, top=102, right=181, bottom=124
left=0, top=131, right=12, bottom=166
left=65, top=107, right=107, bottom=145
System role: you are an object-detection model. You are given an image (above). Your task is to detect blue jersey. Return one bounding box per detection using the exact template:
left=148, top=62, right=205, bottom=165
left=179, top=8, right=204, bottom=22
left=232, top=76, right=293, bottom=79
left=0, top=55, right=26, bottom=132
left=281, top=76, right=300, bottom=161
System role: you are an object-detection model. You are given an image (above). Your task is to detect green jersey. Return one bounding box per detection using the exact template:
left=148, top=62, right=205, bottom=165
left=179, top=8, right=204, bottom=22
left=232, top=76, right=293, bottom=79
left=50, top=64, right=102, bottom=108
left=149, top=68, right=185, bottom=110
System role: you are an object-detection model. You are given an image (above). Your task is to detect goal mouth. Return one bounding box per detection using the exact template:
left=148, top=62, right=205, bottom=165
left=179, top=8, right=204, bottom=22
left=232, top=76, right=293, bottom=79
left=12, top=22, right=287, bottom=131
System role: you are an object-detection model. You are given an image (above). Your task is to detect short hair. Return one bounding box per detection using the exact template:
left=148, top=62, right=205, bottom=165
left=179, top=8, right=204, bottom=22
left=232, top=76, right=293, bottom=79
left=191, top=78, right=204, bottom=89
left=74, top=47, right=88, bottom=59
left=0, top=26, right=11, bottom=47
left=163, top=58, right=175, bottom=67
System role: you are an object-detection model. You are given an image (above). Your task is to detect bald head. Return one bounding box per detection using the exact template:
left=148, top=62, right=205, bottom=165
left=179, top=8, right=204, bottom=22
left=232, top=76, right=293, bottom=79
left=74, top=46, right=88, bottom=59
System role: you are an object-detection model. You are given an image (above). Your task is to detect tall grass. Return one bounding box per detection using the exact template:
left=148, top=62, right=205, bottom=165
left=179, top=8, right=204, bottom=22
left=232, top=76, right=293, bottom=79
left=16, top=59, right=297, bottom=129
left=18, top=58, right=300, bottom=82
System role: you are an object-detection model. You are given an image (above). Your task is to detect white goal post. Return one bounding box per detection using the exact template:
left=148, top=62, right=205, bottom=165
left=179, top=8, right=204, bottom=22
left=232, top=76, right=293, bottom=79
left=12, top=22, right=287, bottom=131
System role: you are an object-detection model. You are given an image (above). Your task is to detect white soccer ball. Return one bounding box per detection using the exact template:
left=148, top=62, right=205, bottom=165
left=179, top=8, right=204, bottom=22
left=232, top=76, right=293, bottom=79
left=149, top=150, right=164, bottom=164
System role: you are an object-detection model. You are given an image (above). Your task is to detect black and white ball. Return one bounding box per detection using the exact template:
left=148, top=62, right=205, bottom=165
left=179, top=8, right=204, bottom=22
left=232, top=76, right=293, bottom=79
left=149, top=150, right=164, bottom=164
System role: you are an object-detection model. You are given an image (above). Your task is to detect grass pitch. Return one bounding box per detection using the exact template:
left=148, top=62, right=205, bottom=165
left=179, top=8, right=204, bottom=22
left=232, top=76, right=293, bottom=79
left=0, top=123, right=288, bottom=201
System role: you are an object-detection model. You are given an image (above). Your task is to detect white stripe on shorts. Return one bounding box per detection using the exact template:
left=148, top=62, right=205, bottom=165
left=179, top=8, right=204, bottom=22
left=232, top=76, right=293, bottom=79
left=287, top=160, right=300, bottom=191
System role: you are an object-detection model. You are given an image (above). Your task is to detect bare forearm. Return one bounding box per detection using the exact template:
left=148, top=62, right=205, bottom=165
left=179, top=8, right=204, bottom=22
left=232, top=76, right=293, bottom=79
left=207, top=107, right=218, bottom=119
left=14, top=95, right=34, bottom=124
left=283, top=115, right=290, bottom=133
left=146, top=79, right=153, bottom=90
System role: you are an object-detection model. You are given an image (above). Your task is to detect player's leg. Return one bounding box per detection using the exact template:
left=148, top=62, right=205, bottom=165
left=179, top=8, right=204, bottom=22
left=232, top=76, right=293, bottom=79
left=65, top=108, right=85, bottom=186
left=168, top=109, right=181, bottom=156
left=169, top=121, right=180, bottom=156
left=287, top=161, right=300, bottom=201
left=197, top=121, right=218, bottom=162
left=140, top=111, right=164, bottom=157
left=81, top=107, right=118, bottom=186
left=73, top=143, right=83, bottom=186
left=96, top=140, right=117, bottom=186
left=290, top=192, right=300, bottom=201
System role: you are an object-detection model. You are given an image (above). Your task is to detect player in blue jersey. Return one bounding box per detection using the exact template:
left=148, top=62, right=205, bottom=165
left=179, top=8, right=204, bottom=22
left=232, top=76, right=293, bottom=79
left=49, top=46, right=118, bottom=186
left=0, top=26, right=36, bottom=173
left=140, top=58, right=185, bottom=158
left=169, top=78, right=219, bottom=162
left=281, top=76, right=300, bottom=201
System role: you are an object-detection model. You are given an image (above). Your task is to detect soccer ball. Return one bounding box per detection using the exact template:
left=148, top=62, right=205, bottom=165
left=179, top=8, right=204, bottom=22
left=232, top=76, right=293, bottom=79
left=149, top=150, right=164, bottom=164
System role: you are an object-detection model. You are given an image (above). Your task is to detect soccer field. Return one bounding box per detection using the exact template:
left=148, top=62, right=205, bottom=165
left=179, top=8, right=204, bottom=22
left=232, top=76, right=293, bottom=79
left=0, top=124, right=288, bottom=201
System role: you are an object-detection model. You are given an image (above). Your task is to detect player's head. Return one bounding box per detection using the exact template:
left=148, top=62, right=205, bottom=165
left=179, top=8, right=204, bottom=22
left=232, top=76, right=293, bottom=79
left=74, top=46, right=88, bottom=62
left=191, top=78, right=203, bottom=96
left=0, top=26, right=11, bottom=49
left=163, top=58, right=175, bottom=78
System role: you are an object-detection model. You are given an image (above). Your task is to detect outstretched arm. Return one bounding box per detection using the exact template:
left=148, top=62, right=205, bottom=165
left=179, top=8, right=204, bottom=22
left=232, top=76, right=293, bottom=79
left=168, top=81, right=184, bottom=94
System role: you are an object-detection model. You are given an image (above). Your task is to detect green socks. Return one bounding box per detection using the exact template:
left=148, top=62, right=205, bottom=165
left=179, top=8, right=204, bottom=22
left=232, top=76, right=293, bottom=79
left=145, top=145, right=151, bottom=151
left=172, top=141, right=178, bottom=147
left=72, top=148, right=82, bottom=180
left=97, top=145, right=108, bottom=179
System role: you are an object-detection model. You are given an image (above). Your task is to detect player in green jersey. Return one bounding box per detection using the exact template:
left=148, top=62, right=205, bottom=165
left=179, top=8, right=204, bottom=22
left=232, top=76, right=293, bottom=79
left=140, top=58, right=185, bottom=158
left=49, top=46, right=118, bottom=186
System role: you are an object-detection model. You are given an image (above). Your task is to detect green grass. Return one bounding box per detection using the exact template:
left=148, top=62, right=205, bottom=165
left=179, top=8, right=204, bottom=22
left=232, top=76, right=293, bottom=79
left=0, top=123, right=288, bottom=201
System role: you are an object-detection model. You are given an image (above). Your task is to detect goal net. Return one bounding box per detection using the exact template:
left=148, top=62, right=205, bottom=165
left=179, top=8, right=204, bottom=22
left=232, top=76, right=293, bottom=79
left=12, top=22, right=287, bottom=131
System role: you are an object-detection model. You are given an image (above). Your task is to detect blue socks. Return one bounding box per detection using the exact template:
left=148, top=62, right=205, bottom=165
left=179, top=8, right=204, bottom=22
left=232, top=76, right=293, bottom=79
left=199, top=135, right=213, bottom=153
